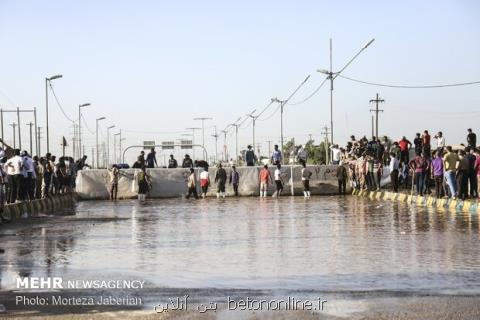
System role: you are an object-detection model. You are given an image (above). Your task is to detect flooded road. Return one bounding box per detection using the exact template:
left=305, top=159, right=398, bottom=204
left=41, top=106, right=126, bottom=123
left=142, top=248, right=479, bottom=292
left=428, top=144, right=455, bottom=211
left=1, top=196, right=480, bottom=317
left=2, top=196, right=479, bottom=293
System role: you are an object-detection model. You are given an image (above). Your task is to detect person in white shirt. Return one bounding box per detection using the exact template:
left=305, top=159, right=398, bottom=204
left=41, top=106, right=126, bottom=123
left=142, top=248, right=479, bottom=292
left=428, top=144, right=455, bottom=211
left=434, top=131, right=445, bottom=155
left=273, top=164, right=283, bottom=198
left=330, top=144, right=342, bottom=165
left=297, top=145, right=308, bottom=166
left=389, top=152, right=400, bottom=192
left=22, top=151, right=36, bottom=201
left=5, top=149, right=23, bottom=203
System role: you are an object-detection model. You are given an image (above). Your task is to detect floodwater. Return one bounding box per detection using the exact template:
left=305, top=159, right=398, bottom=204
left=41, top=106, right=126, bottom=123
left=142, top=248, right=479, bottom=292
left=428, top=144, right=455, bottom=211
left=1, top=196, right=480, bottom=310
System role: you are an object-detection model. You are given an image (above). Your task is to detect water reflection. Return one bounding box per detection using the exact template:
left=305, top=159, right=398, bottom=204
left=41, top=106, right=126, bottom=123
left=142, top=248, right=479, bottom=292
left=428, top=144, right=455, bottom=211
left=0, top=197, right=479, bottom=293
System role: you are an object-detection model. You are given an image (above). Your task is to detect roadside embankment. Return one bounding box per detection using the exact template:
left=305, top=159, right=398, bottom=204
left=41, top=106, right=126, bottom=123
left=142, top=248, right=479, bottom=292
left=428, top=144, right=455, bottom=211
left=0, top=193, right=77, bottom=224
left=352, top=188, right=480, bottom=214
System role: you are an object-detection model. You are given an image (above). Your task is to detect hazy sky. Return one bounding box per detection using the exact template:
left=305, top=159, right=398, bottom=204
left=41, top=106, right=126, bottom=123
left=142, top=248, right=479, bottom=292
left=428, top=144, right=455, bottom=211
left=0, top=0, right=479, bottom=164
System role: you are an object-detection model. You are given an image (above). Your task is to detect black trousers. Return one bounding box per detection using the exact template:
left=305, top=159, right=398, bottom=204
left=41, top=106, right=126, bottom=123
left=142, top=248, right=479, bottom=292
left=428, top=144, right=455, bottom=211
left=434, top=175, right=444, bottom=198
left=302, top=180, right=310, bottom=191
left=338, top=179, right=346, bottom=194
left=390, top=169, right=399, bottom=192
left=232, top=183, right=239, bottom=196
left=186, top=187, right=198, bottom=199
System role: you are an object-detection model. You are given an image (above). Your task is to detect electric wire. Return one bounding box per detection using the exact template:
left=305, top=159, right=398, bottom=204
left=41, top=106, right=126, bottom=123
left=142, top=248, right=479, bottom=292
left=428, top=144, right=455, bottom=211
left=338, top=74, right=480, bottom=89
left=287, top=77, right=329, bottom=105
left=48, top=83, right=76, bottom=122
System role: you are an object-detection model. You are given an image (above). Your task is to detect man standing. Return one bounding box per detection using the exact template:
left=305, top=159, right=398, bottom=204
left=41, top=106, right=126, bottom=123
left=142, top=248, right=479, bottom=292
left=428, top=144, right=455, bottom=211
left=467, top=128, right=476, bottom=149
left=413, top=133, right=423, bottom=155
left=297, top=145, right=308, bottom=166
left=336, top=162, right=348, bottom=195
left=389, top=152, right=400, bottom=192
left=330, top=144, right=342, bottom=165
left=185, top=168, right=198, bottom=199
left=273, top=164, right=284, bottom=198
left=434, top=131, right=445, bottom=155
left=146, top=147, right=157, bottom=168
left=258, top=164, right=272, bottom=198
left=271, top=145, right=282, bottom=165
left=229, top=165, right=240, bottom=196
left=443, top=146, right=458, bottom=199
left=168, top=154, right=178, bottom=168
left=182, top=154, right=193, bottom=168
left=422, top=130, right=431, bottom=157
left=245, top=145, right=257, bottom=166
left=214, top=163, right=227, bottom=198
left=465, top=147, right=478, bottom=198
left=398, top=136, right=412, bottom=165
left=6, top=149, right=23, bottom=203
left=301, top=162, right=312, bottom=198
left=431, top=150, right=444, bottom=198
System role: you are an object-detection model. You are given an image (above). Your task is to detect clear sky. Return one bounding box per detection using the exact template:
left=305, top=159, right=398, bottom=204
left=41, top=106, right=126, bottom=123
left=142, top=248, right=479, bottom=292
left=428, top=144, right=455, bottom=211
left=0, top=0, right=479, bottom=164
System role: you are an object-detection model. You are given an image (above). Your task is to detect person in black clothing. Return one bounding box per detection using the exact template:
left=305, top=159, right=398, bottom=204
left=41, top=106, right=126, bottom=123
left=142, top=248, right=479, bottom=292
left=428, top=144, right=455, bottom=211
left=146, top=148, right=157, bottom=168
left=245, top=145, right=257, bottom=166
left=168, top=154, right=178, bottom=168
left=214, top=163, right=227, bottom=198
left=194, top=160, right=209, bottom=171
left=467, top=128, right=476, bottom=149
left=132, top=156, right=145, bottom=169
left=465, top=147, right=478, bottom=198
left=76, top=155, right=90, bottom=170
left=413, top=133, right=423, bottom=155
left=182, top=154, right=193, bottom=168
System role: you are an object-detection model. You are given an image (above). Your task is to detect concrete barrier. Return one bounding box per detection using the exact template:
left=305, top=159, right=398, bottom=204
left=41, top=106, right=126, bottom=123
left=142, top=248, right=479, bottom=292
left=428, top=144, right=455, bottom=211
left=76, top=165, right=343, bottom=200
left=0, top=194, right=76, bottom=224
left=353, top=188, right=480, bottom=215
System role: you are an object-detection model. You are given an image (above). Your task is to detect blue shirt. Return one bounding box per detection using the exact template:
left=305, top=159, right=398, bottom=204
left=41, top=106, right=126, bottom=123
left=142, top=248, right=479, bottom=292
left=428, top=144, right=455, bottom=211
left=272, top=150, right=282, bottom=162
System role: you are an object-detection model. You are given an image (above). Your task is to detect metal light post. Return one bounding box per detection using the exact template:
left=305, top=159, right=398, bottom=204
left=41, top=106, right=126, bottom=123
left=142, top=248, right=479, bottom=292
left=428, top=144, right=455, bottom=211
left=211, top=125, right=219, bottom=163
left=317, top=38, right=375, bottom=148
left=78, top=103, right=91, bottom=157
left=229, top=117, right=242, bottom=164
left=45, top=74, right=63, bottom=153
left=193, top=117, right=212, bottom=160
left=107, top=125, right=115, bottom=166
left=245, top=108, right=257, bottom=148
left=114, top=132, right=121, bottom=164
left=270, top=75, right=311, bottom=165
left=9, top=123, right=16, bottom=149
left=95, top=117, right=106, bottom=168
left=220, top=128, right=229, bottom=161
left=186, top=127, right=201, bottom=160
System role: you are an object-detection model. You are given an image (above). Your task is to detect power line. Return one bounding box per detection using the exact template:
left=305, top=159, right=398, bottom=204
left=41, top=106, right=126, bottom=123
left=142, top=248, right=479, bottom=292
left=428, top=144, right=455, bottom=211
left=81, top=114, right=95, bottom=134
left=121, top=129, right=189, bottom=135
left=257, top=104, right=281, bottom=122
left=48, top=83, right=75, bottom=122
left=338, top=74, right=480, bottom=89
left=287, top=77, right=329, bottom=105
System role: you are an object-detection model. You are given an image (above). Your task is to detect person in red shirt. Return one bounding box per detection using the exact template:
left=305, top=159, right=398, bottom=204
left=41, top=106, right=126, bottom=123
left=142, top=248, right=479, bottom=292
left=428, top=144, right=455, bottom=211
left=258, top=164, right=273, bottom=198
left=398, top=136, right=412, bottom=165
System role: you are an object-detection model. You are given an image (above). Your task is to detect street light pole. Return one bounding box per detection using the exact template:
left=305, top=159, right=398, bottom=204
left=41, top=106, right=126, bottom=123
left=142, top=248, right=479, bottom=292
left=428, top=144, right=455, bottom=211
left=245, top=108, right=257, bottom=148
left=193, top=117, right=212, bottom=160
left=317, top=38, right=375, bottom=149
left=45, top=74, right=63, bottom=153
left=185, top=127, right=201, bottom=160
left=107, top=125, right=115, bottom=166
left=211, top=125, right=219, bottom=163
left=114, top=132, right=120, bottom=164
left=9, top=123, right=16, bottom=149
left=96, top=116, right=106, bottom=168
left=78, top=103, right=91, bottom=157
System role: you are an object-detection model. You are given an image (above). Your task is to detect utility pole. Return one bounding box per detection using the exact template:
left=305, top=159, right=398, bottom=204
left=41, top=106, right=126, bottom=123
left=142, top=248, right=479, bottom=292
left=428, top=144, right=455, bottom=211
left=10, top=123, right=17, bottom=149
left=246, top=108, right=257, bottom=149
left=211, top=125, right=219, bottom=163
left=266, top=140, right=272, bottom=160
left=369, top=93, right=385, bottom=138
left=371, top=116, right=374, bottom=138
left=193, top=117, right=212, bottom=160
left=255, top=143, right=262, bottom=158
left=27, top=122, right=34, bottom=156
left=37, top=127, right=42, bottom=156
left=321, top=125, right=330, bottom=164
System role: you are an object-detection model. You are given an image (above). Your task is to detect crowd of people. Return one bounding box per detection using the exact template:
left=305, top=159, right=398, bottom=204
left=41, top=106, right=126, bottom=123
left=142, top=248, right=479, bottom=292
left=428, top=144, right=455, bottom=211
left=0, top=139, right=91, bottom=205
left=336, top=129, right=479, bottom=200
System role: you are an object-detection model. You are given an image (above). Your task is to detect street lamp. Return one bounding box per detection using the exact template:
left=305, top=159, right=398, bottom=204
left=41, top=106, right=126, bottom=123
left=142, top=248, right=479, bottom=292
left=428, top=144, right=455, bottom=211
left=185, top=127, right=201, bottom=160
left=9, top=123, right=16, bottom=149
left=193, top=117, right=212, bottom=160
left=78, top=103, right=91, bottom=157
left=45, top=74, right=63, bottom=153
left=96, top=116, right=106, bottom=168
left=107, top=125, right=115, bottom=167
left=245, top=108, right=257, bottom=148
left=229, top=117, right=242, bottom=164
left=271, top=75, right=311, bottom=164
left=317, top=38, right=375, bottom=153
left=113, top=132, right=121, bottom=164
